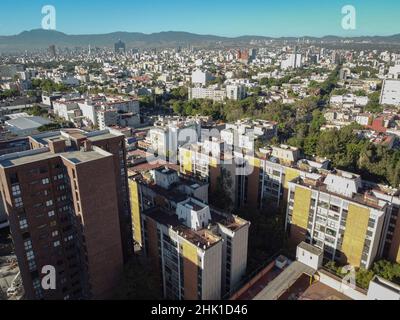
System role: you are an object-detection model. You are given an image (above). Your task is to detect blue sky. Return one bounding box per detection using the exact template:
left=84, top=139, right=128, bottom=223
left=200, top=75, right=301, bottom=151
left=0, top=0, right=399, bottom=37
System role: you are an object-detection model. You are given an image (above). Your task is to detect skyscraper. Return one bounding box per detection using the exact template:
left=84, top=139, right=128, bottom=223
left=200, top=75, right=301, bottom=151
left=114, top=40, right=126, bottom=54
left=48, top=45, right=57, bottom=58
left=0, top=129, right=133, bottom=300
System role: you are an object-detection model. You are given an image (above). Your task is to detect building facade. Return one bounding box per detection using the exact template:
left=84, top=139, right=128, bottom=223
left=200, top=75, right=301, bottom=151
left=0, top=129, right=133, bottom=300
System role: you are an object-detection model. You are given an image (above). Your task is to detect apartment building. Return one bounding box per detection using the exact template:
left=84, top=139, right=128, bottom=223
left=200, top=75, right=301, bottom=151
left=0, top=138, right=30, bottom=228
left=330, top=94, right=369, bottom=108
left=191, top=69, right=214, bottom=86
left=221, top=119, right=278, bottom=152
left=225, top=84, right=247, bottom=101
left=53, top=95, right=140, bottom=128
left=281, top=53, right=303, bottom=70
left=189, top=84, right=247, bottom=102
left=285, top=170, right=389, bottom=269
left=128, top=167, right=250, bottom=299
left=189, top=86, right=227, bottom=102
left=147, top=116, right=201, bottom=159
left=380, top=79, right=400, bottom=106
left=0, top=129, right=133, bottom=299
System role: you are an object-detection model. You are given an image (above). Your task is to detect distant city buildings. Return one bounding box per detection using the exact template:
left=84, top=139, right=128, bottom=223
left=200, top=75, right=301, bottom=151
left=48, top=45, right=57, bottom=58
left=114, top=40, right=126, bottom=54
left=281, top=53, right=303, bottom=70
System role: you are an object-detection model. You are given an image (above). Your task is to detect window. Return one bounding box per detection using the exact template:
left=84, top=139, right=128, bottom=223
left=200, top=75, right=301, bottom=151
left=42, top=178, right=50, bottom=185
left=24, top=240, right=32, bottom=251
left=52, top=231, right=59, bottom=237
left=64, top=235, right=73, bottom=242
left=28, top=260, right=37, bottom=272
left=33, top=279, right=42, bottom=298
left=46, top=200, right=53, bottom=207
left=14, top=197, right=23, bottom=208
left=26, top=250, right=35, bottom=261
left=48, top=210, right=55, bottom=217
left=19, top=218, right=28, bottom=230
left=12, top=184, right=21, bottom=196
left=53, top=241, right=61, bottom=247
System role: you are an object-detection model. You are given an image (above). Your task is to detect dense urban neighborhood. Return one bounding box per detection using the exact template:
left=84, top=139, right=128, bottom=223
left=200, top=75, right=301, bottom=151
left=1, top=2, right=400, bottom=304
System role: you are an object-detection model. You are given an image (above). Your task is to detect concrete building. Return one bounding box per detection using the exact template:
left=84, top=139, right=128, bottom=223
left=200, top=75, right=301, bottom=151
left=53, top=95, right=140, bottom=128
left=330, top=94, right=369, bottom=108
left=281, top=54, right=303, bottom=70
left=189, top=87, right=227, bottom=102
left=271, top=145, right=301, bottom=166
left=5, top=116, right=52, bottom=137
left=114, top=40, right=126, bottom=54
left=0, top=129, right=133, bottom=300
left=128, top=167, right=250, bottom=299
left=191, top=69, right=213, bottom=86
left=296, top=242, right=324, bottom=271
left=380, top=79, right=400, bottom=106
left=286, top=170, right=389, bottom=269
left=147, top=116, right=201, bottom=159
left=226, top=84, right=247, bottom=101
left=0, top=138, right=30, bottom=228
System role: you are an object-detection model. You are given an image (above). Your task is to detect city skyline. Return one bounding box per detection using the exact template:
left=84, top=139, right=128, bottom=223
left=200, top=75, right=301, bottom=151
left=1, top=0, right=400, bottom=37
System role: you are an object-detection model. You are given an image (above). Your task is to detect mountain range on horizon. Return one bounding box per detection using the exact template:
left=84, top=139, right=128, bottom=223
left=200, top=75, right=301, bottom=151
left=2, top=29, right=400, bottom=53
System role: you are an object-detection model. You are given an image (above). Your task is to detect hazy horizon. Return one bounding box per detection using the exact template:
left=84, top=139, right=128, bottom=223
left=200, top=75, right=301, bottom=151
left=1, top=28, right=399, bottom=39
left=1, top=0, right=400, bottom=37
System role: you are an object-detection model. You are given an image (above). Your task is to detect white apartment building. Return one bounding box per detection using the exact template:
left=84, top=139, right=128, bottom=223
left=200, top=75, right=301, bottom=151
left=380, top=79, right=400, bottom=106
left=281, top=54, right=303, bottom=70
left=387, top=63, right=400, bottom=80
left=330, top=94, right=369, bottom=108
left=148, top=117, right=201, bottom=158
left=189, top=87, right=226, bottom=102
left=226, top=84, right=247, bottom=101
left=53, top=95, right=140, bottom=128
left=191, top=69, right=213, bottom=86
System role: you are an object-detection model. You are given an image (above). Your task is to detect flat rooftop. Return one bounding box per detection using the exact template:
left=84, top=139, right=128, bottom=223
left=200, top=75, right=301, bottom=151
left=87, top=133, right=118, bottom=142
left=0, top=148, right=111, bottom=168
left=299, top=281, right=352, bottom=300
left=30, top=129, right=121, bottom=146
left=211, top=210, right=249, bottom=232
left=293, top=177, right=385, bottom=210
left=144, top=207, right=221, bottom=250
left=254, top=261, right=316, bottom=300
left=298, top=242, right=323, bottom=256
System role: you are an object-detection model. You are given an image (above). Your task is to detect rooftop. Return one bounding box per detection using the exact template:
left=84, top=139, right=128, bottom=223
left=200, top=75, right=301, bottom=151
left=144, top=207, right=221, bottom=250
left=0, top=145, right=112, bottom=168
left=292, top=176, right=386, bottom=210
left=298, top=242, right=323, bottom=256
left=6, top=116, right=52, bottom=130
